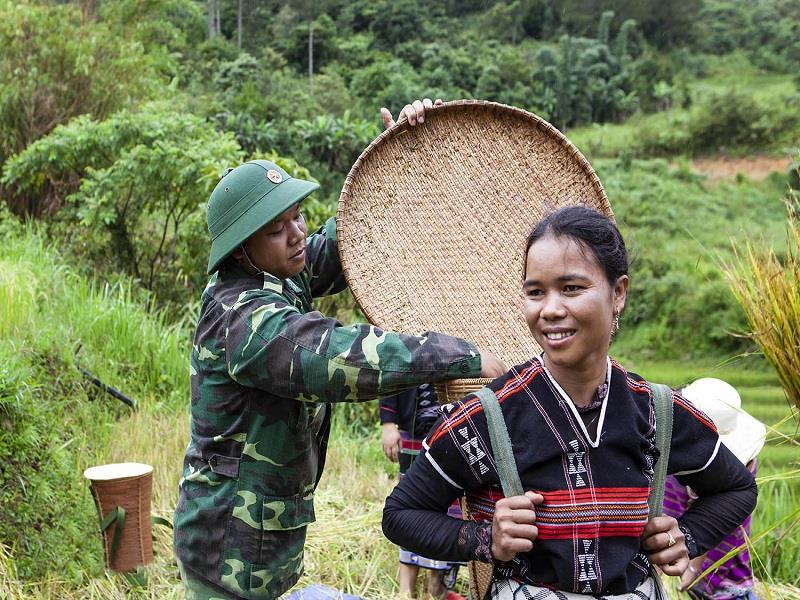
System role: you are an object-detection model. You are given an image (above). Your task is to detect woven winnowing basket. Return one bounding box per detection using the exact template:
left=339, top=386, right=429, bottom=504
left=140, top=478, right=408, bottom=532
left=337, top=101, right=611, bottom=598
left=337, top=100, right=612, bottom=400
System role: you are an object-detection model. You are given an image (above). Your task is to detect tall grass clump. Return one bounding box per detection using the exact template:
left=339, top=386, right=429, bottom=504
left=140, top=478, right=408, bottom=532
left=723, top=201, right=800, bottom=413
left=0, top=220, right=191, bottom=585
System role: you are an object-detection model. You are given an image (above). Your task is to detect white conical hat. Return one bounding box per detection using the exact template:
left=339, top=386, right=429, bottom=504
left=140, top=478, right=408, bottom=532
left=681, top=378, right=766, bottom=465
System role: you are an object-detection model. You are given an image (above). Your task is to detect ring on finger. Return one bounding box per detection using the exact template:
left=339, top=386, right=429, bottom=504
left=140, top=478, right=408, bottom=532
left=667, top=532, right=676, bottom=547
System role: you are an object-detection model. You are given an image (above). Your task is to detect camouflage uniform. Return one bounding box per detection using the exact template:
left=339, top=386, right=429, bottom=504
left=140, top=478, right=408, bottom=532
left=174, top=217, right=482, bottom=599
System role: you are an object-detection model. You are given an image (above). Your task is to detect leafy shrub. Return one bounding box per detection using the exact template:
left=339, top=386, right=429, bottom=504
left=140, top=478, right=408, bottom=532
left=599, top=158, right=788, bottom=359
left=2, top=105, right=243, bottom=303
left=0, top=0, right=168, bottom=213
left=636, top=89, right=800, bottom=156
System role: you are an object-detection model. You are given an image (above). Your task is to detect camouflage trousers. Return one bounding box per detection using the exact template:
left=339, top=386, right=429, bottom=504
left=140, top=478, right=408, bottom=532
left=179, top=561, right=245, bottom=600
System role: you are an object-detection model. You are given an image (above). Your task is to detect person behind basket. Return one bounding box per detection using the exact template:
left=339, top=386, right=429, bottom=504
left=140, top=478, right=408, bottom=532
left=381, top=384, right=465, bottom=600
left=382, top=205, right=758, bottom=599
left=173, top=99, right=508, bottom=600
left=663, top=378, right=766, bottom=600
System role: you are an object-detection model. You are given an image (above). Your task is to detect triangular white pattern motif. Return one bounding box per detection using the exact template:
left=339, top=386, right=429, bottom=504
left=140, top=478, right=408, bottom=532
left=578, top=539, right=597, bottom=584
left=575, top=473, right=586, bottom=487
left=460, top=437, right=486, bottom=466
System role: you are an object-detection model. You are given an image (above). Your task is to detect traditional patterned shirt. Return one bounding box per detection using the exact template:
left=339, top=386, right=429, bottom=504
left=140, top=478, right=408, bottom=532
left=380, top=383, right=441, bottom=436
left=174, top=217, right=482, bottom=600
left=383, top=356, right=757, bottom=596
left=663, top=464, right=758, bottom=600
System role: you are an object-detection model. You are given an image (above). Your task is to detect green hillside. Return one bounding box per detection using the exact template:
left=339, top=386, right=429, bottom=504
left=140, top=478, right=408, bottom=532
left=1, top=0, right=798, bottom=597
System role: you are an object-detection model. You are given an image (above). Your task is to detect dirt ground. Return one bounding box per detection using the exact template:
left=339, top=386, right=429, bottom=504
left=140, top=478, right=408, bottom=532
left=689, top=155, right=793, bottom=183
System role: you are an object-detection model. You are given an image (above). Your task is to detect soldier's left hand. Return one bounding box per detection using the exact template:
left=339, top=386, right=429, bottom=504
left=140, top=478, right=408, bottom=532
left=381, top=98, right=443, bottom=129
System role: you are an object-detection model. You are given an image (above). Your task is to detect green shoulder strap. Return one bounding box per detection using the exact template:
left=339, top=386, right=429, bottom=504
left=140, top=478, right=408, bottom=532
left=647, top=382, right=674, bottom=519
left=474, top=387, right=524, bottom=497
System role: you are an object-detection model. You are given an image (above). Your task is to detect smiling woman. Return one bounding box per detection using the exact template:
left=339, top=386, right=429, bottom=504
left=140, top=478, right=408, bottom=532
left=521, top=207, right=629, bottom=408
left=382, top=205, right=758, bottom=600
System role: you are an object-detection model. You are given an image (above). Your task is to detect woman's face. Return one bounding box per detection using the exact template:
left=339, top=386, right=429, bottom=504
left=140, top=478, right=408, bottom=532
left=522, top=234, right=628, bottom=377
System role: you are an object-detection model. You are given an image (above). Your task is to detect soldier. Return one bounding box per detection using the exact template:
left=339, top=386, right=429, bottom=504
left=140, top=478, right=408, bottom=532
left=173, top=100, right=507, bottom=600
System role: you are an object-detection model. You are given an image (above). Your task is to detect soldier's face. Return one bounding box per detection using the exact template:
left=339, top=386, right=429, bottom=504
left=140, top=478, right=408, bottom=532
left=238, top=203, right=308, bottom=279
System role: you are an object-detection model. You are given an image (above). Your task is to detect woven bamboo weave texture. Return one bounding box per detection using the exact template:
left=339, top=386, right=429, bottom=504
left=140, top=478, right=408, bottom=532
left=89, top=469, right=154, bottom=572
left=337, top=100, right=612, bottom=369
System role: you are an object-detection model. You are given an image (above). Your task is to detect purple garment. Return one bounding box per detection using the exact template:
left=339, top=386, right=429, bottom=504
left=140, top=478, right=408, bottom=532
left=663, top=462, right=757, bottom=600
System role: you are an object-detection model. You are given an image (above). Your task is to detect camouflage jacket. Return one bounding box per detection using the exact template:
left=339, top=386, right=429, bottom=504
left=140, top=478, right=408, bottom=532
left=173, top=217, right=482, bottom=599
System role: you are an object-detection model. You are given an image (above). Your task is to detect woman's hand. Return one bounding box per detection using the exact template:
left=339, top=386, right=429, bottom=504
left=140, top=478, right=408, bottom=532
left=678, top=555, right=706, bottom=591
left=381, top=423, right=401, bottom=462
left=479, top=349, right=507, bottom=378
left=381, top=98, right=443, bottom=128
left=640, top=516, right=689, bottom=576
left=491, top=491, right=544, bottom=562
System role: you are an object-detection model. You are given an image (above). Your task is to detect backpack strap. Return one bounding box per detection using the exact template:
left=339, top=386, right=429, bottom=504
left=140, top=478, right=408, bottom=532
left=647, top=382, right=674, bottom=518
left=474, top=387, right=523, bottom=497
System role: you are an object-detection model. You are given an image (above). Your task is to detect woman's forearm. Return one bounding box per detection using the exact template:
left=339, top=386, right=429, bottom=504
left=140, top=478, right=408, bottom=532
left=676, top=446, right=757, bottom=556
left=383, top=452, right=491, bottom=561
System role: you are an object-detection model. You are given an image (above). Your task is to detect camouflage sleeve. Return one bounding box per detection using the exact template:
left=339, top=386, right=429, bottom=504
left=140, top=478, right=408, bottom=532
left=304, top=216, right=347, bottom=297
left=225, top=294, right=482, bottom=402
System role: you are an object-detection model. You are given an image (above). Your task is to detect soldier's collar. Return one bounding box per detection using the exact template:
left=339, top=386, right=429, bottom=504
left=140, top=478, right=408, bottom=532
left=261, top=272, right=284, bottom=294
left=259, top=272, right=302, bottom=296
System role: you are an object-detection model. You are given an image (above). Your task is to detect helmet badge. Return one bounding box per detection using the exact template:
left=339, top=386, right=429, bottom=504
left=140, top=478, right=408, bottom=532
left=267, top=170, right=283, bottom=184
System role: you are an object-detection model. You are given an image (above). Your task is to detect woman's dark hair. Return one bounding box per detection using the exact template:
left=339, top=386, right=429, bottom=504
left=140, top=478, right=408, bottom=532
left=523, top=205, right=628, bottom=284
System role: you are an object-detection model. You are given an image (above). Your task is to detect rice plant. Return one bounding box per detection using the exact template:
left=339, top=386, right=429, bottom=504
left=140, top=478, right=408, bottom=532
left=723, top=199, right=800, bottom=414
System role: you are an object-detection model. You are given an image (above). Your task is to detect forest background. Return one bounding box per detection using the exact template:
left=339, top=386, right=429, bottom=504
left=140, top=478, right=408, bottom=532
left=0, top=0, right=798, bottom=598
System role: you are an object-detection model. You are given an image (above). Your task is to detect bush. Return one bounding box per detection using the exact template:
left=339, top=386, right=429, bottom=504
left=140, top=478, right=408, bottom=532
left=636, top=89, right=800, bottom=156
left=0, top=0, right=167, bottom=213
left=599, top=158, right=789, bottom=359
left=2, top=105, right=243, bottom=304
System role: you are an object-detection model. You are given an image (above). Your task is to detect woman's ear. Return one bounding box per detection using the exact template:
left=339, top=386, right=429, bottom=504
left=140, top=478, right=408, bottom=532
left=613, top=274, right=629, bottom=314
left=231, top=246, right=244, bottom=261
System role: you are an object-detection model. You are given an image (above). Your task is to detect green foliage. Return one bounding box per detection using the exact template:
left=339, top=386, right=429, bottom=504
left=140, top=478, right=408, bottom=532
left=2, top=105, right=243, bottom=302
left=0, top=225, right=191, bottom=582
left=696, top=0, right=800, bottom=72
left=294, top=111, right=380, bottom=172
left=0, top=0, right=167, bottom=211
left=532, top=17, right=640, bottom=129
left=723, top=199, right=800, bottom=412
left=0, top=347, right=105, bottom=581
left=636, top=88, right=800, bottom=156
left=279, top=13, right=341, bottom=73
left=368, top=0, right=427, bottom=51
left=600, top=158, right=789, bottom=359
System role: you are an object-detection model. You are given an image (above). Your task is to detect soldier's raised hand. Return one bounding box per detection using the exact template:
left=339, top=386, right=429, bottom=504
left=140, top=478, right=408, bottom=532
left=381, top=98, right=444, bottom=129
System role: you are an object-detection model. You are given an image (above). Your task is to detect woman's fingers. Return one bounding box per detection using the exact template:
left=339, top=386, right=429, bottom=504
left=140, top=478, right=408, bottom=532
left=491, top=493, right=543, bottom=561
left=642, top=517, right=689, bottom=576
left=658, top=554, right=689, bottom=577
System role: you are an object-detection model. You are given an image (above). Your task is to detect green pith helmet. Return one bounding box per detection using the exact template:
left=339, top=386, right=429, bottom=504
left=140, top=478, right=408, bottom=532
left=206, top=160, right=320, bottom=273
